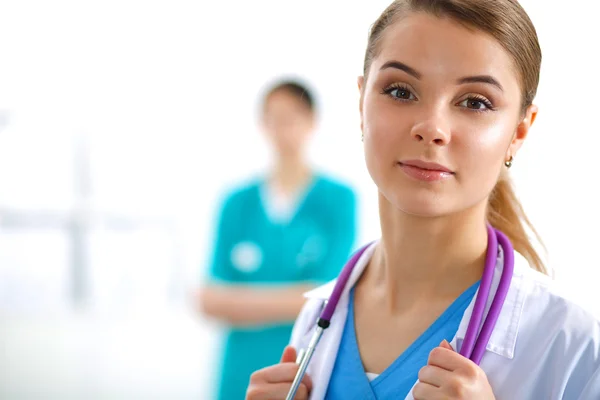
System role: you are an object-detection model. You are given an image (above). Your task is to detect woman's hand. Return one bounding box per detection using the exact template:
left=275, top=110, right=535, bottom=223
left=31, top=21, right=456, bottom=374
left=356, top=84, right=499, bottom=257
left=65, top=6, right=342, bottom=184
left=246, top=346, right=313, bottom=400
left=413, top=340, right=495, bottom=400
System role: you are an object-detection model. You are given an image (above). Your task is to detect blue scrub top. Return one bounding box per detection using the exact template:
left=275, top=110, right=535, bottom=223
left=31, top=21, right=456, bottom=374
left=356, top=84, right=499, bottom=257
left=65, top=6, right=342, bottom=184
left=208, top=174, right=357, bottom=400
left=325, top=281, right=480, bottom=400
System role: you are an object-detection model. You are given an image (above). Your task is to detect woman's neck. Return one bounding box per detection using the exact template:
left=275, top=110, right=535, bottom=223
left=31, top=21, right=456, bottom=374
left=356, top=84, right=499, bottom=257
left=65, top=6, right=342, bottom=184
left=362, top=192, right=489, bottom=311
left=270, top=155, right=312, bottom=195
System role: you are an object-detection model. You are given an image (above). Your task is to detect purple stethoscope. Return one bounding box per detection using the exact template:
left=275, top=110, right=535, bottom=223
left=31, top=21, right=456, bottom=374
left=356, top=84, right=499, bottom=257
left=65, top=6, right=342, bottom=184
left=285, top=224, right=514, bottom=400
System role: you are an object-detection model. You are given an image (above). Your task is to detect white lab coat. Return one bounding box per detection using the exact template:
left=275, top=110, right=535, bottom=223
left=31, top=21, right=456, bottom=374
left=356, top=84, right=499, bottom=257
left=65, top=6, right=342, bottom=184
left=289, top=241, right=600, bottom=399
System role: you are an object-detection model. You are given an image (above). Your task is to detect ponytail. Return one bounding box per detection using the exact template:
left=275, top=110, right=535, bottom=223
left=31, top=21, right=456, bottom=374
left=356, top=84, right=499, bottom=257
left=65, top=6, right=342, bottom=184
left=487, top=172, right=547, bottom=275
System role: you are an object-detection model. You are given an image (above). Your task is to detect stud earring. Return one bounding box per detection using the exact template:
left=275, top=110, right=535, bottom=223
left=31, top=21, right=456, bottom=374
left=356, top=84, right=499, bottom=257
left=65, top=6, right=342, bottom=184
left=505, top=156, right=513, bottom=168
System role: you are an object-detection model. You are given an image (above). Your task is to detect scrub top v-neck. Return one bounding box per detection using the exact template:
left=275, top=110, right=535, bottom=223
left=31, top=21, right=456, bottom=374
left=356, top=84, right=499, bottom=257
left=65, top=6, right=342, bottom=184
left=325, top=281, right=480, bottom=400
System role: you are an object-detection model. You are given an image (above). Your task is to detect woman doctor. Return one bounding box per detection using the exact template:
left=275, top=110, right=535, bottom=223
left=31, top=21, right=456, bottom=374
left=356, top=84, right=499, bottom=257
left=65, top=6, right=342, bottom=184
left=246, top=1, right=600, bottom=399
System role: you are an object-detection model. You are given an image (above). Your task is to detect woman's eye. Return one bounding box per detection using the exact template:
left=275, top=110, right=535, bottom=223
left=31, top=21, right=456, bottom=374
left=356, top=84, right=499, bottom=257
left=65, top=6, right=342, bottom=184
left=388, top=87, right=415, bottom=100
left=458, top=97, right=493, bottom=111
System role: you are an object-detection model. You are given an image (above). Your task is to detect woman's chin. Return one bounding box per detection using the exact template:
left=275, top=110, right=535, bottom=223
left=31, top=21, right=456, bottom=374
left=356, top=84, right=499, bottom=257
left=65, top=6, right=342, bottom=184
left=399, top=204, right=451, bottom=218
left=388, top=195, right=456, bottom=218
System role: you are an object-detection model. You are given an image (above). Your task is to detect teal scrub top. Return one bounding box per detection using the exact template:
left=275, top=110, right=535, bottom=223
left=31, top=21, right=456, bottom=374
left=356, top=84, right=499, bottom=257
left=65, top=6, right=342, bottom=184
left=208, top=174, right=357, bottom=400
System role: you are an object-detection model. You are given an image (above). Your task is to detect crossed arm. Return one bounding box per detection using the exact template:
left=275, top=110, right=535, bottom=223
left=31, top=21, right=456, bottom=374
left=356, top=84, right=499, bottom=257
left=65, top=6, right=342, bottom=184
left=196, top=283, right=316, bottom=327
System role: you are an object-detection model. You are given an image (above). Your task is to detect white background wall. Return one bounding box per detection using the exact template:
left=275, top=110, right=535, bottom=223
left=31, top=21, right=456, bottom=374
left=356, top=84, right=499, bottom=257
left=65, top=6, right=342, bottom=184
left=0, top=0, right=599, bottom=399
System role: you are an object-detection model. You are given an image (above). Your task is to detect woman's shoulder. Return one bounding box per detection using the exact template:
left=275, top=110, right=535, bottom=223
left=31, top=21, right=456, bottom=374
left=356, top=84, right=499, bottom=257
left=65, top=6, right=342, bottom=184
left=217, top=179, right=263, bottom=207
left=519, top=261, right=600, bottom=334
left=506, top=257, right=600, bottom=397
left=518, top=260, right=600, bottom=337
left=516, top=256, right=600, bottom=357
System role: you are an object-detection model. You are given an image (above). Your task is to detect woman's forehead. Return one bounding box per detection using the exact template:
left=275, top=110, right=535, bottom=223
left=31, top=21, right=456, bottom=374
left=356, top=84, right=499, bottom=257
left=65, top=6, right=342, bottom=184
left=371, top=13, right=518, bottom=88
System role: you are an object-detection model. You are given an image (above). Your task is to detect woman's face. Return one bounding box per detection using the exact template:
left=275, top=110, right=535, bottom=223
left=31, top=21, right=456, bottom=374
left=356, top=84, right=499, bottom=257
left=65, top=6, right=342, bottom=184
left=359, top=12, right=537, bottom=217
left=262, top=90, right=314, bottom=159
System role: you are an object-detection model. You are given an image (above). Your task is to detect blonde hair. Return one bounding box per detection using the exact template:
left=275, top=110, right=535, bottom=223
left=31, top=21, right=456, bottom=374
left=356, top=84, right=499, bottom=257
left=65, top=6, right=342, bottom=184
left=488, top=172, right=546, bottom=274
left=364, top=0, right=547, bottom=274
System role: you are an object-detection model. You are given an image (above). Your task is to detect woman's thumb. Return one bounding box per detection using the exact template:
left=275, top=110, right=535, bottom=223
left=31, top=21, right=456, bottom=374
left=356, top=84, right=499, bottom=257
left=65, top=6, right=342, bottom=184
left=280, top=345, right=297, bottom=363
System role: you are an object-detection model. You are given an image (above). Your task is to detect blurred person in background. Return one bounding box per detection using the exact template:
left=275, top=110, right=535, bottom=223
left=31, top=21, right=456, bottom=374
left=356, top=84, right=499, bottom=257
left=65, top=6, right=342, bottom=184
left=196, top=78, right=358, bottom=400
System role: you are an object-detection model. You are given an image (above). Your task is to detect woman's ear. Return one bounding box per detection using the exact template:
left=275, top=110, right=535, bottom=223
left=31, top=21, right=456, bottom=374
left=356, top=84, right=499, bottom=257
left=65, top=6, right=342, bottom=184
left=508, top=104, right=538, bottom=160
left=358, top=76, right=365, bottom=132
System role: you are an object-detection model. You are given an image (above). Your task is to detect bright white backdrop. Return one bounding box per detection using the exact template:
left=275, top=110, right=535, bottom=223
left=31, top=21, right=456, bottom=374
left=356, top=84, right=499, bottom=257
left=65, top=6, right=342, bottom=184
left=0, top=0, right=598, bottom=398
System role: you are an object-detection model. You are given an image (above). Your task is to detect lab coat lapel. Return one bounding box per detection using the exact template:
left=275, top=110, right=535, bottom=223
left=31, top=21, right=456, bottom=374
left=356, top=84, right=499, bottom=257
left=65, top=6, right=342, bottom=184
left=309, top=294, right=349, bottom=400
left=304, top=243, right=378, bottom=400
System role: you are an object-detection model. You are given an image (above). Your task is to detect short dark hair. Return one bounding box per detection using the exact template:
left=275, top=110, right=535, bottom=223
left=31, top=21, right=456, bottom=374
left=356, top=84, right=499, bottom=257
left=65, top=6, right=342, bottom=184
left=262, top=79, right=316, bottom=113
